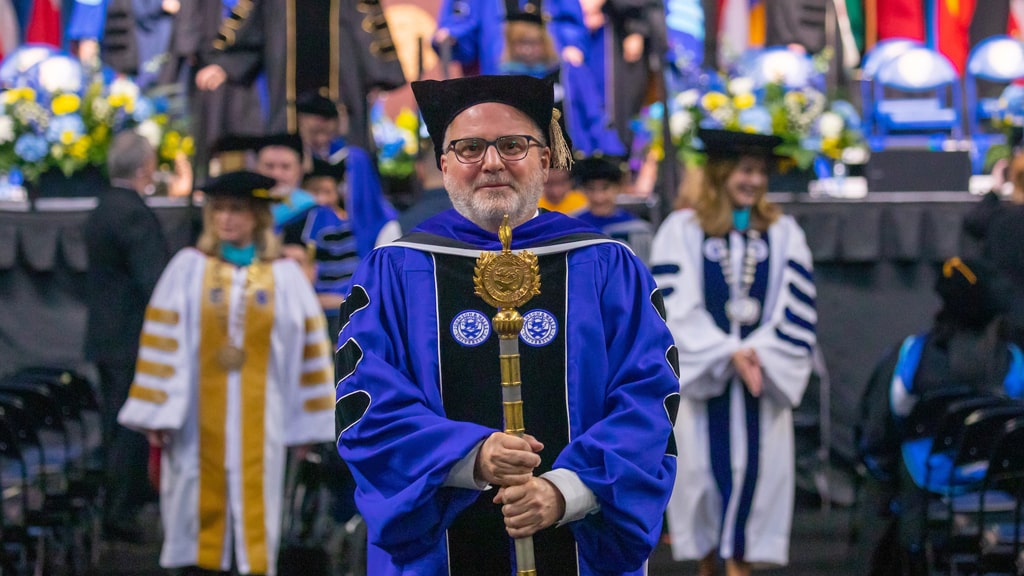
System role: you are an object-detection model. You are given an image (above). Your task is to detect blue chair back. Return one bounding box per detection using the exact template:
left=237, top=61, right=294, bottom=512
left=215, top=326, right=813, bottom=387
left=871, top=47, right=963, bottom=144
left=965, top=35, right=1024, bottom=172
left=860, top=38, right=924, bottom=137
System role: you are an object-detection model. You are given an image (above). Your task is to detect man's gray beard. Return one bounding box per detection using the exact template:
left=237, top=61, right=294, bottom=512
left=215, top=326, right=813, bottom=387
left=445, top=170, right=545, bottom=231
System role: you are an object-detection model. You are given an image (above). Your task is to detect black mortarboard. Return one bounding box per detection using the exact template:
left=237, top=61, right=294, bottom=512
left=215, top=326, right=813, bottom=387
left=411, top=75, right=573, bottom=170
left=573, top=156, right=624, bottom=186
left=935, top=256, right=1009, bottom=328
left=304, top=158, right=347, bottom=182
left=697, top=128, right=783, bottom=160
left=209, top=134, right=260, bottom=174
left=296, top=92, right=340, bottom=119
left=255, top=133, right=304, bottom=160
left=201, top=171, right=280, bottom=202
left=506, top=11, right=544, bottom=25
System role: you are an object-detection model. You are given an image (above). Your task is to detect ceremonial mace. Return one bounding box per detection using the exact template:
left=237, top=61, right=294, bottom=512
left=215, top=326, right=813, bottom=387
left=473, top=214, right=541, bottom=576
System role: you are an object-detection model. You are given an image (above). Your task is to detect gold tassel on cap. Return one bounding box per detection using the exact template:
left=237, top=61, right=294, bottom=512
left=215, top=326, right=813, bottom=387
left=549, top=108, right=573, bottom=171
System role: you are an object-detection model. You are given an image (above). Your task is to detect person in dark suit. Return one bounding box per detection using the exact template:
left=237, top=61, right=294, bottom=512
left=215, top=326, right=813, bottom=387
left=83, top=130, right=170, bottom=541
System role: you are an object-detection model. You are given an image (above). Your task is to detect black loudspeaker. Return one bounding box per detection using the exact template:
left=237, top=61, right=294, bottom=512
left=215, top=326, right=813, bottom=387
left=865, top=149, right=971, bottom=192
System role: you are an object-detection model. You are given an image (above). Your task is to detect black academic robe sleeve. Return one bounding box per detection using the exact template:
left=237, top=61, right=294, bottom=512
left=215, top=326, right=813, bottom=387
left=210, top=0, right=266, bottom=87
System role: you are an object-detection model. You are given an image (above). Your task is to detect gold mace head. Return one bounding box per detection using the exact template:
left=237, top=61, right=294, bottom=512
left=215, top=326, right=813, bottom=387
left=473, top=215, right=541, bottom=310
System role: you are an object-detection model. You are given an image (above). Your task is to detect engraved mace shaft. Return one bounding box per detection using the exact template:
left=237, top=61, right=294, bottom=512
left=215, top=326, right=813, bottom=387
left=474, top=215, right=540, bottom=576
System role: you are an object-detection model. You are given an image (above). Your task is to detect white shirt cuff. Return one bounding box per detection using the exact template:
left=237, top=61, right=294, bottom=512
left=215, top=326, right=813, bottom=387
left=443, top=440, right=490, bottom=490
left=541, top=468, right=599, bottom=525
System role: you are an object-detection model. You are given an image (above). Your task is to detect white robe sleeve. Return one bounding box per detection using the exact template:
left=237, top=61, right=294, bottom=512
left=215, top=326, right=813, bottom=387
left=117, top=249, right=199, bottom=432
left=743, top=216, right=817, bottom=408
left=651, top=210, right=740, bottom=400
left=276, top=259, right=337, bottom=446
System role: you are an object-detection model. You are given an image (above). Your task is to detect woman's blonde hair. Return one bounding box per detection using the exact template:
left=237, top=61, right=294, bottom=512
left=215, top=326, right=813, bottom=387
left=196, top=197, right=281, bottom=261
left=680, top=156, right=780, bottom=237
left=502, top=20, right=558, bottom=67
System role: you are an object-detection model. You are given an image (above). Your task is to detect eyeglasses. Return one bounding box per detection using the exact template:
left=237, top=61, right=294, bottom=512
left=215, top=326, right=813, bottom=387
left=445, top=135, right=543, bottom=164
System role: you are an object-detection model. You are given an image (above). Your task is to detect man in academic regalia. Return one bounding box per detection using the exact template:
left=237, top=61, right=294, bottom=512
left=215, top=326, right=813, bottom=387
left=159, top=0, right=265, bottom=181
left=195, top=0, right=406, bottom=151
left=334, top=74, right=680, bottom=576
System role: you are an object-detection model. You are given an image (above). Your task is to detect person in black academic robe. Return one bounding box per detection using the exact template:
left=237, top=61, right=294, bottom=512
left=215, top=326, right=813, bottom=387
left=197, top=0, right=406, bottom=150
left=83, top=131, right=170, bottom=541
left=160, top=0, right=266, bottom=180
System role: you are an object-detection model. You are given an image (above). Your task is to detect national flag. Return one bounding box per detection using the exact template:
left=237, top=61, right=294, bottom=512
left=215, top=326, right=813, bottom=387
left=932, top=0, right=976, bottom=73
left=717, top=0, right=749, bottom=67
left=877, top=0, right=925, bottom=42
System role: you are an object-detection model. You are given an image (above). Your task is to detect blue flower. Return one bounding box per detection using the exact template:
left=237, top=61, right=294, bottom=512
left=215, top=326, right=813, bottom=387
left=14, top=133, right=48, bottom=162
left=738, top=106, right=772, bottom=134
left=45, top=114, right=85, bottom=143
left=829, top=100, right=862, bottom=131
left=132, top=96, right=155, bottom=121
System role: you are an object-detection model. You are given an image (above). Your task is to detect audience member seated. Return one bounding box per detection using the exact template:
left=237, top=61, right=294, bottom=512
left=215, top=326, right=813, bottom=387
left=537, top=166, right=588, bottom=214
left=857, top=256, right=1023, bottom=575
left=573, top=156, right=637, bottom=229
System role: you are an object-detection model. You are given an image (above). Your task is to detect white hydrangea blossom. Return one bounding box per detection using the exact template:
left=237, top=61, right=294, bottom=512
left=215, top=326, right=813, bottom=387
left=818, top=112, right=844, bottom=138
left=0, top=116, right=14, bottom=143
left=136, top=119, right=163, bottom=148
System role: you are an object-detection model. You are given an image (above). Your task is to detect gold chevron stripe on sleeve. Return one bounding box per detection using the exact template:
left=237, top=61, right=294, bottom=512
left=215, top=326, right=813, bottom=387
left=305, top=315, right=326, bottom=332
left=128, top=383, right=169, bottom=404
left=303, top=341, right=330, bottom=360
left=141, top=333, right=179, bottom=352
left=145, top=307, right=180, bottom=325
left=136, top=359, right=176, bottom=378
left=303, top=395, right=335, bottom=412
left=300, top=367, right=332, bottom=387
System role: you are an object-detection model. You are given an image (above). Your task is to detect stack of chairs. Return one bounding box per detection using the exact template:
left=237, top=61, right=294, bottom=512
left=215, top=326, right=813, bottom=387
left=0, top=367, right=104, bottom=575
left=899, top=387, right=1024, bottom=575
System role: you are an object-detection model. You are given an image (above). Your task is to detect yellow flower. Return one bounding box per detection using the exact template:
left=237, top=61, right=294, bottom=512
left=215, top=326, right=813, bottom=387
left=69, top=135, right=91, bottom=160
left=181, top=136, right=195, bottom=156
left=821, top=137, right=842, bottom=159
left=733, top=93, right=756, bottom=110
left=154, top=113, right=169, bottom=125
left=701, top=92, right=728, bottom=111
left=108, top=94, right=130, bottom=108
left=395, top=108, right=419, bottom=133
left=51, top=94, right=81, bottom=115
left=3, top=87, right=36, bottom=104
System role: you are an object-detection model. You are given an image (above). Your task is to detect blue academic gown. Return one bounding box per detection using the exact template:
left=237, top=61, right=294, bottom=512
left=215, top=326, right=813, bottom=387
left=66, top=0, right=173, bottom=88
left=335, top=210, right=680, bottom=576
left=436, top=0, right=586, bottom=76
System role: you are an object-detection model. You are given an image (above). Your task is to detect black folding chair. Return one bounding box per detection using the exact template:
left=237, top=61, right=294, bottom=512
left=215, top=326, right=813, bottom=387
left=974, top=417, right=1024, bottom=574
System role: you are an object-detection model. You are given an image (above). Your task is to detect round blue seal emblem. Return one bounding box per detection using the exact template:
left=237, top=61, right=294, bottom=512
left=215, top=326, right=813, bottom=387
left=451, top=310, right=491, bottom=347
left=520, top=310, right=558, bottom=347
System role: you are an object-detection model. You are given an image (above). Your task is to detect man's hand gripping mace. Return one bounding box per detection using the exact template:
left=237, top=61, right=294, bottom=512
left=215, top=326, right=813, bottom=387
left=474, top=215, right=541, bottom=576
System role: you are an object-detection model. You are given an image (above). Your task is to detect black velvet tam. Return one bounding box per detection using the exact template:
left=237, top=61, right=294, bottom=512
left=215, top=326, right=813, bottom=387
left=305, top=157, right=347, bottom=182
left=412, top=75, right=554, bottom=167
left=255, top=133, right=305, bottom=160
left=698, top=128, right=783, bottom=160
left=200, top=171, right=280, bottom=202
left=573, top=156, right=625, bottom=185
left=296, top=92, right=339, bottom=119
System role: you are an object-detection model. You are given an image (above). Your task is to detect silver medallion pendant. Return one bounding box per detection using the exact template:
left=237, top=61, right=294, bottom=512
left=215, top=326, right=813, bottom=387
left=726, top=297, right=762, bottom=325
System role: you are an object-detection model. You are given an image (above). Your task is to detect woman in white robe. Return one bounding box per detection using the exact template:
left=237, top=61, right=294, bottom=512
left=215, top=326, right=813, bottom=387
left=651, top=129, right=817, bottom=575
left=117, top=172, right=337, bottom=576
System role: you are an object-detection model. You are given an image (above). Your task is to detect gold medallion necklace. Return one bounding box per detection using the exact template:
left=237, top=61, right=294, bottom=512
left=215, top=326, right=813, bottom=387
left=214, top=256, right=256, bottom=371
